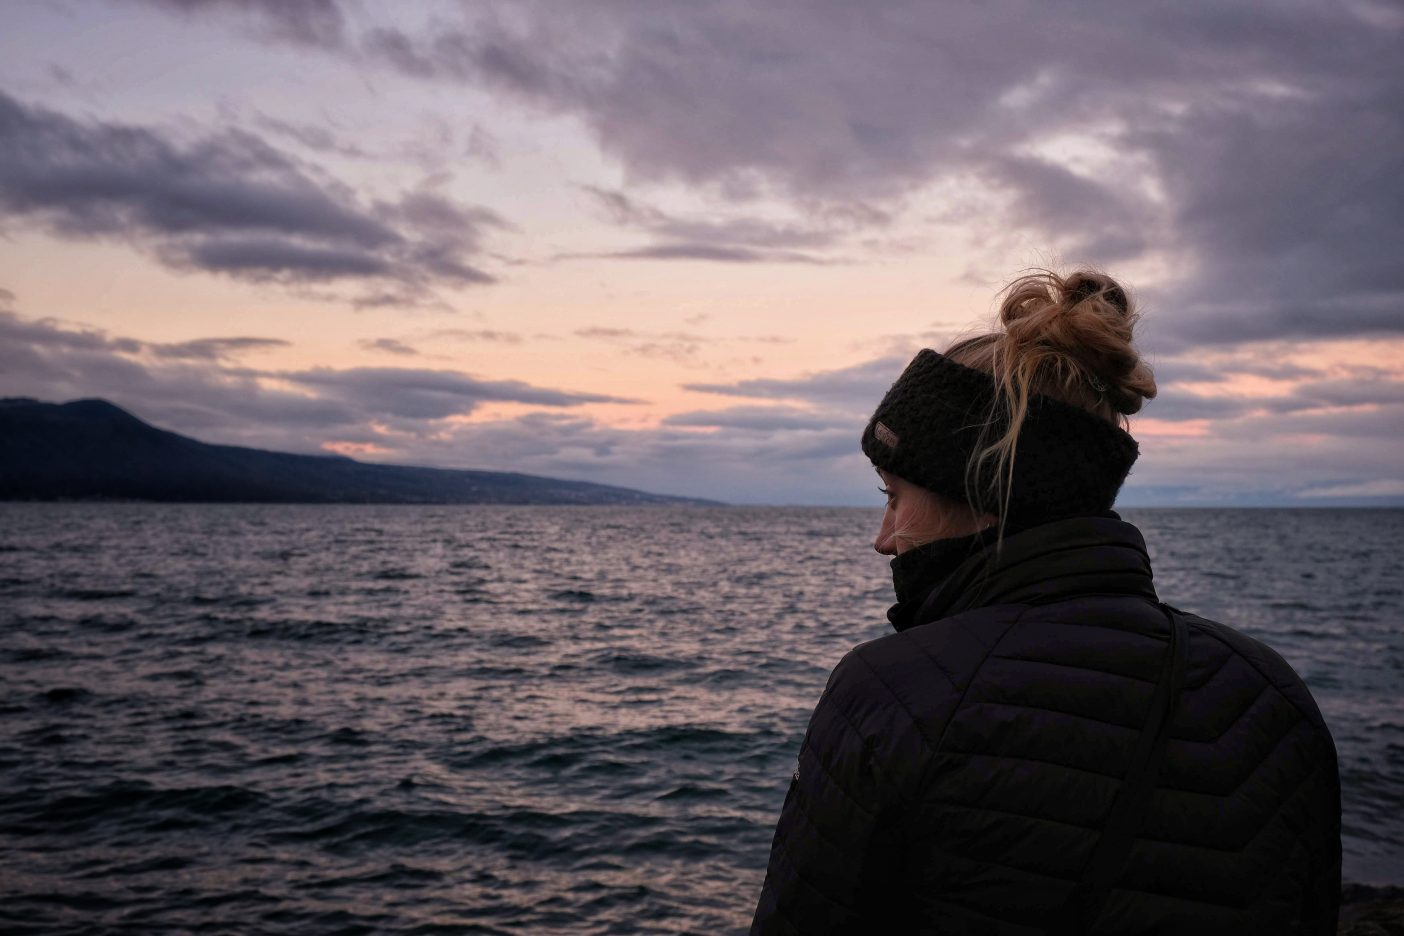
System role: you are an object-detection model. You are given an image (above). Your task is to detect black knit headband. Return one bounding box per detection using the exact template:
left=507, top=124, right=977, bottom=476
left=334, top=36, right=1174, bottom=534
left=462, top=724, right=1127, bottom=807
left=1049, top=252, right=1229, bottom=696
left=861, top=350, right=1139, bottom=526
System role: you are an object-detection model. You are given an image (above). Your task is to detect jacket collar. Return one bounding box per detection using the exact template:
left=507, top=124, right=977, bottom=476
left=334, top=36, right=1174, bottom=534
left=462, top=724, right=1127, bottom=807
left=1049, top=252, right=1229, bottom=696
left=910, top=514, right=1157, bottom=628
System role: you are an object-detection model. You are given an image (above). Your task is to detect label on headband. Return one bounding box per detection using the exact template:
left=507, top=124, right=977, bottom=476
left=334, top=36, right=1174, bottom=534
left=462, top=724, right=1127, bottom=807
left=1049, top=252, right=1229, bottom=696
left=874, top=421, right=900, bottom=448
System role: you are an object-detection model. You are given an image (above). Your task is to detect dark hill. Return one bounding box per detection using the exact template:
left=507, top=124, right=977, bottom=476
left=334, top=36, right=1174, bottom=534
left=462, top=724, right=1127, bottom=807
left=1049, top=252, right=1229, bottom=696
left=0, top=397, right=711, bottom=505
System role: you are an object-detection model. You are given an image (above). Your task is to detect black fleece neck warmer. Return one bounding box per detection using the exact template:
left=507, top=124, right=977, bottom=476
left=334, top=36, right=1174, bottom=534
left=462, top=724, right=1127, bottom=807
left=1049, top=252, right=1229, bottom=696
left=862, top=350, right=1139, bottom=527
left=887, top=530, right=997, bottom=631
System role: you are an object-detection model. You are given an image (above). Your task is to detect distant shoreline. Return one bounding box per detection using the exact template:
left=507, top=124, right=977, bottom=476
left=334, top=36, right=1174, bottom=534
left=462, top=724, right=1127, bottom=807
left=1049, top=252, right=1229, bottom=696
left=2, top=499, right=1401, bottom=509
left=0, top=397, right=716, bottom=506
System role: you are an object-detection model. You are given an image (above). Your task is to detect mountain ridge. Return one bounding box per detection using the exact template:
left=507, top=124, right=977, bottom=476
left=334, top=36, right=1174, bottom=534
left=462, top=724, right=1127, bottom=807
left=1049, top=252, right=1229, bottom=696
left=0, top=397, right=714, bottom=505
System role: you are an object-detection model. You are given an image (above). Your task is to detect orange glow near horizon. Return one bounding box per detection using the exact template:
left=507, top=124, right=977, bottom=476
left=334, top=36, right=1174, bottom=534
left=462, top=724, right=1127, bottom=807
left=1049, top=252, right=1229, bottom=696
left=2, top=1, right=1400, bottom=504
left=1131, top=418, right=1212, bottom=438
left=322, top=440, right=395, bottom=457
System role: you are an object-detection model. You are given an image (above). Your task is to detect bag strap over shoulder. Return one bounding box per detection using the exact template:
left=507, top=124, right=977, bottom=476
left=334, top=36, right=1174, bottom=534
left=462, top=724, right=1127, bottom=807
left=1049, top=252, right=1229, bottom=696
left=1047, top=603, right=1189, bottom=935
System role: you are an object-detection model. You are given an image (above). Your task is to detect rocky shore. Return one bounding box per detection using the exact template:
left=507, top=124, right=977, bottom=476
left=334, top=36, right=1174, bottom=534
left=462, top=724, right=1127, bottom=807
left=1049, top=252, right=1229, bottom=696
left=1341, top=884, right=1404, bottom=934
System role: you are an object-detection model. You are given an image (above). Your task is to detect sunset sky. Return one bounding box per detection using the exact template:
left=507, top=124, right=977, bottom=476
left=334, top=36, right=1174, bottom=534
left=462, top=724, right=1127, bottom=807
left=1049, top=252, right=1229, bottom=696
left=2, top=0, right=1400, bottom=504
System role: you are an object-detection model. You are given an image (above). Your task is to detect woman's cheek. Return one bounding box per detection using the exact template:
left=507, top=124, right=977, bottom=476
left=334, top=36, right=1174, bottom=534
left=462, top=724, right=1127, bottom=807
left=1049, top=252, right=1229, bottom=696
left=874, top=512, right=892, bottom=553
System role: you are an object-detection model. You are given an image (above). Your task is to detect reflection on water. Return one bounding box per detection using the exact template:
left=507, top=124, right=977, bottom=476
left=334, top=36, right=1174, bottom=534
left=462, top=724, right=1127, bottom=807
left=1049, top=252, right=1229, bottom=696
left=0, top=505, right=1399, bottom=932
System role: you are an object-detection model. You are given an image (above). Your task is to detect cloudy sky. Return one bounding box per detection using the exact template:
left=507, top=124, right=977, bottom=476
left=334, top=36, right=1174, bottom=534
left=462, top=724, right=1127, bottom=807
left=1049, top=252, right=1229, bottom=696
left=1, top=0, right=1400, bottom=504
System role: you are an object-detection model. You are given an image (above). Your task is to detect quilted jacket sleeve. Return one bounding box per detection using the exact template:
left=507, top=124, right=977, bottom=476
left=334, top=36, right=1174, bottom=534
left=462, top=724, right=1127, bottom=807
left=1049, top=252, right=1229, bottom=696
left=750, top=648, right=919, bottom=935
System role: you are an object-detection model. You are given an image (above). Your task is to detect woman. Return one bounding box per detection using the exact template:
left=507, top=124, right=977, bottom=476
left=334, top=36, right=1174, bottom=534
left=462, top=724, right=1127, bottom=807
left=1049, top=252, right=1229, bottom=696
left=751, top=271, right=1341, bottom=934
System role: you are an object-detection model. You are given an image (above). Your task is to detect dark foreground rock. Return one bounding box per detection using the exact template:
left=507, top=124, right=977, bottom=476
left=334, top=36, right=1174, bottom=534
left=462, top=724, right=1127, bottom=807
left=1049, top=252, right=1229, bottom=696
left=1341, top=884, right=1404, bottom=934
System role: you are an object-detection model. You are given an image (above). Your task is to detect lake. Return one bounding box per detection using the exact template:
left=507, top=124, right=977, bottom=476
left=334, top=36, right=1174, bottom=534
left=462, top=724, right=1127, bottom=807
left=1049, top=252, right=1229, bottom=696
left=0, top=505, right=1399, bottom=932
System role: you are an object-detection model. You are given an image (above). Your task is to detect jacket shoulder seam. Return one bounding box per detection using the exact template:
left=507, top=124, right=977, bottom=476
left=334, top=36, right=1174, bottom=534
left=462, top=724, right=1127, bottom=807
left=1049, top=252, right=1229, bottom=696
left=770, top=820, right=862, bottom=918
left=802, top=699, right=882, bottom=817
left=988, top=652, right=1160, bottom=684
left=847, top=649, right=946, bottom=767
left=845, top=607, right=1026, bottom=771
left=789, top=752, right=869, bottom=847
left=1185, top=616, right=1324, bottom=730
left=934, top=605, right=1031, bottom=752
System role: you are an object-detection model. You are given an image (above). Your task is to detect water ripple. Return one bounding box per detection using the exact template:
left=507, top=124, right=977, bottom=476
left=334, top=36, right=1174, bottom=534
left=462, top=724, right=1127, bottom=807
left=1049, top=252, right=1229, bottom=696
left=0, top=504, right=1399, bottom=933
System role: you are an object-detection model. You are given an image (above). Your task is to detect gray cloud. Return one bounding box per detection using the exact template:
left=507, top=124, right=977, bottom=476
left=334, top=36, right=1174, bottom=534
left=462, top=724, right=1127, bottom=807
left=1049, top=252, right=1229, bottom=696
left=126, top=0, right=347, bottom=47
left=148, top=336, right=290, bottom=361
left=246, top=108, right=503, bottom=176
left=0, top=305, right=877, bottom=502
left=685, top=356, right=906, bottom=410
left=580, top=186, right=839, bottom=264
left=574, top=327, right=709, bottom=345
left=687, top=351, right=1393, bottom=429
left=1297, top=479, right=1404, bottom=500
left=573, top=325, right=710, bottom=364
left=572, top=325, right=803, bottom=362
left=1126, top=405, right=1404, bottom=505
left=1267, top=376, right=1404, bottom=414
left=426, top=329, right=525, bottom=344
left=663, top=406, right=851, bottom=432
left=150, top=0, right=1399, bottom=344
left=586, top=244, right=826, bottom=265
left=1138, top=75, right=1404, bottom=346
left=172, top=237, right=394, bottom=280
left=674, top=344, right=1404, bottom=502
left=0, top=91, right=500, bottom=302
left=0, top=310, right=355, bottom=450
left=1149, top=356, right=1328, bottom=385
left=975, top=155, right=1153, bottom=263
left=6, top=306, right=1401, bottom=503
left=1132, top=390, right=1250, bottom=423
left=1266, top=403, right=1404, bottom=440
left=575, top=327, right=638, bottom=340
left=16, top=1, right=1404, bottom=503
left=0, top=308, right=634, bottom=452
left=373, top=411, right=870, bottom=504
left=279, top=366, right=635, bottom=420
left=358, top=338, right=419, bottom=356
left=0, top=310, right=143, bottom=355
left=1145, top=354, right=1404, bottom=422
left=0, top=93, right=388, bottom=241
left=251, top=113, right=371, bottom=159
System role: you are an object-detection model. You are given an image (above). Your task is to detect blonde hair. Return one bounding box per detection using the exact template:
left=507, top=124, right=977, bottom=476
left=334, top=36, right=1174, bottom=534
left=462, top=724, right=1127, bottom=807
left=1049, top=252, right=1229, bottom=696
left=945, top=269, right=1157, bottom=528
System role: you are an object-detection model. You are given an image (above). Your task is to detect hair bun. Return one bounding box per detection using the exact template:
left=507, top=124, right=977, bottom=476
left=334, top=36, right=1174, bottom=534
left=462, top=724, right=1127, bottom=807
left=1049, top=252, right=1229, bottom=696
left=986, top=268, right=1157, bottom=422
left=937, top=268, right=1158, bottom=520
left=1064, top=271, right=1129, bottom=316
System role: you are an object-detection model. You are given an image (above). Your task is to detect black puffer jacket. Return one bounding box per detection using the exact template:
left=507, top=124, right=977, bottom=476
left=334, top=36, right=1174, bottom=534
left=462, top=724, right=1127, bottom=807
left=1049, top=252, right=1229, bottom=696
left=751, top=516, right=1341, bottom=934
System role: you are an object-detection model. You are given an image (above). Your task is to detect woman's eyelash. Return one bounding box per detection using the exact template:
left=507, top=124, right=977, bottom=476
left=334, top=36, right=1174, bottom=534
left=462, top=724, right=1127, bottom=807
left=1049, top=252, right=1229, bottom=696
left=878, top=486, right=893, bottom=498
